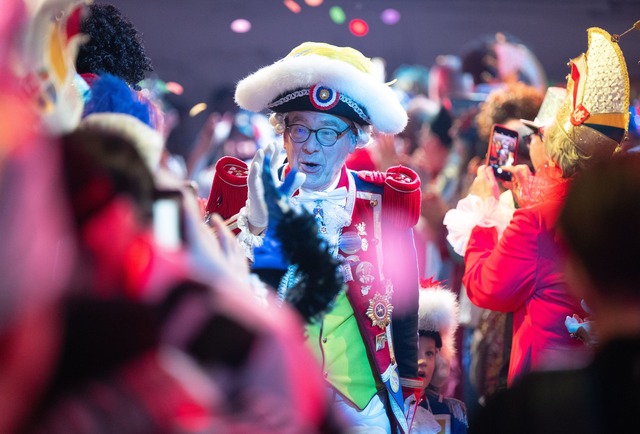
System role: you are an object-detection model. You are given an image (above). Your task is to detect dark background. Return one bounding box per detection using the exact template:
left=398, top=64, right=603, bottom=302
left=105, top=0, right=640, bottom=158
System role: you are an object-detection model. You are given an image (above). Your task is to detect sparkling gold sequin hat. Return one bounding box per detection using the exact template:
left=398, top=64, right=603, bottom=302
left=554, top=27, right=630, bottom=161
left=234, top=42, right=408, bottom=134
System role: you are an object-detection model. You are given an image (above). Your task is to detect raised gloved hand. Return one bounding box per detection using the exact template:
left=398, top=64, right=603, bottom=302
left=246, top=143, right=305, bottom=234
left=245, top=144, right=275, bottom=234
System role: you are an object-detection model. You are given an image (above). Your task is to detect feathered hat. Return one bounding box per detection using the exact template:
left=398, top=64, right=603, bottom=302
left=234, top=42, right=408, bottom=134
left=418, top=279, right=460, bottom=358
left=554, top=27, right=630, bottom=161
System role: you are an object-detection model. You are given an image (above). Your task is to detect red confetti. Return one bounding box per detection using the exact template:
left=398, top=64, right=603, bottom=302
left=284, top=0, right=301, bottom=13
left=349, top=18, right=369, bottom=37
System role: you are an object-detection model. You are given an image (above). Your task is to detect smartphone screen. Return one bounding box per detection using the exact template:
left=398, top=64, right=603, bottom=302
left=152, top=191, right=184, bottom=250
left=486, top=124, right=519, bottom=181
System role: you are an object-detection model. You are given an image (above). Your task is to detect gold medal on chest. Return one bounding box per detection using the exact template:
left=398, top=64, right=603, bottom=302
left=366, top=293, right=393, bottom=329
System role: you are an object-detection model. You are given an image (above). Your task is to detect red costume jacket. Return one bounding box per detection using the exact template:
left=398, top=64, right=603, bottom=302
left=463, top=168, right=588, bottom=385
left=207, top=160, right=423, bottom=432
left=305, top=165, right=423, bottom=432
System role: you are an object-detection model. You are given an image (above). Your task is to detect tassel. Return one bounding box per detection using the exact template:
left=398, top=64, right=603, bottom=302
left=276, top=208, right=344, bottom=324
left=205, top=156, right=249, bottom=220
left=382, top=165, right=421, bottom=227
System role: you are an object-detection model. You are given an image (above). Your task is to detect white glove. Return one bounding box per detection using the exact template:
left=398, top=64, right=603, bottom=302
left=245, top=143, right=305, bottom=234
left=246, top=145, right=272, bottom=233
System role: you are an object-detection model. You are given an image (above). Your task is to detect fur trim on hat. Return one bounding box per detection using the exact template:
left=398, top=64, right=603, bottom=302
left=418, top=282, right=460, bottom=358
left=235, top=43, right=407, bottom=134
left=80, top=113, right=164, bottom=171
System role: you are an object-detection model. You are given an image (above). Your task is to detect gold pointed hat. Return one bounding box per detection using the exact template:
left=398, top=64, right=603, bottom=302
left=555, top=27, right=630, bottom=161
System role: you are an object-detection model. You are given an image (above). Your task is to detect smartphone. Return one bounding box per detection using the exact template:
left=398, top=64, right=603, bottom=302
left=486, top=124, right=519, bottom=181
left=152, top=190, right=184, bottom=250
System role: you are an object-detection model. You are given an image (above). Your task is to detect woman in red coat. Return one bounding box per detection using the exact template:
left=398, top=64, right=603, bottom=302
left=444, top=27, right=630, bottom=385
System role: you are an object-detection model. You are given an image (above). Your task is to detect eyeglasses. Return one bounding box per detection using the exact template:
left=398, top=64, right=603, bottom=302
left=286, top=123, right=353, bottom=147
left=521, top=128, right=544, bottom=149
left=521, top=132, right=535, bottom=149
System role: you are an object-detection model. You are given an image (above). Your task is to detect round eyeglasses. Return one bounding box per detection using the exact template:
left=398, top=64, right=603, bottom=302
left=521, top=128, right=544, bottom=149
left=286, top=123, right=353, bottom=147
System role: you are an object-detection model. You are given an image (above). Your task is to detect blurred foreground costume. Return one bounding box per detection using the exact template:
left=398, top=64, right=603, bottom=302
left=4, top=1, right=340, bottom=432
left=29, top=125, right=341, bottom=433
left=207, top=42, right=423, bottom=432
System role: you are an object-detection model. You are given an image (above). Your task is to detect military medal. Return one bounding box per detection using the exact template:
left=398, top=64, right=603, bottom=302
left=356, top=261, right=375, bottom=296
left=312, top=200, right=327, bottom=233
left=339, top=231, right=362, bottom=255
left=375, top=333, right=387, bottom=351
left=389, top=370, right=400, bottom=393
left=341, top=263, right=354, bottom=282
left=366, top=293, right=393, bottom=329
left=356, top=262, right=375, bottom=284
left=355, top=222, right=368, bottom=251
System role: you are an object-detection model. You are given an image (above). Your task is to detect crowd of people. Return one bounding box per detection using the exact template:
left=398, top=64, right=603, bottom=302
left=2, top=0, right=640, bottom=433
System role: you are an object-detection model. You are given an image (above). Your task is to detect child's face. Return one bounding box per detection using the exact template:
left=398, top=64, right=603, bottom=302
left=417, top=336, right=438, bottom=391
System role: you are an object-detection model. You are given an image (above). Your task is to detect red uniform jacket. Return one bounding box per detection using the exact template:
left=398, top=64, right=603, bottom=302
left=463, top=171, right=588, bottom=385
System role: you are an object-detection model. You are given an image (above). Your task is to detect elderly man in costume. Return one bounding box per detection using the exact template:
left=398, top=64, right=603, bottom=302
left=208, top=42, right=423, bottom=432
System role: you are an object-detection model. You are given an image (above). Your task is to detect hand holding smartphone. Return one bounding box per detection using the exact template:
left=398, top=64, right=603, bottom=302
left=486, top=124, right=519, bottom=181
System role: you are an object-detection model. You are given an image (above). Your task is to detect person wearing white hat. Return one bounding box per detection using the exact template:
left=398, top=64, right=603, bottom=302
left=217, top=42, right=423, bottom=432
left=413, top=283, right=468, bottom=434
